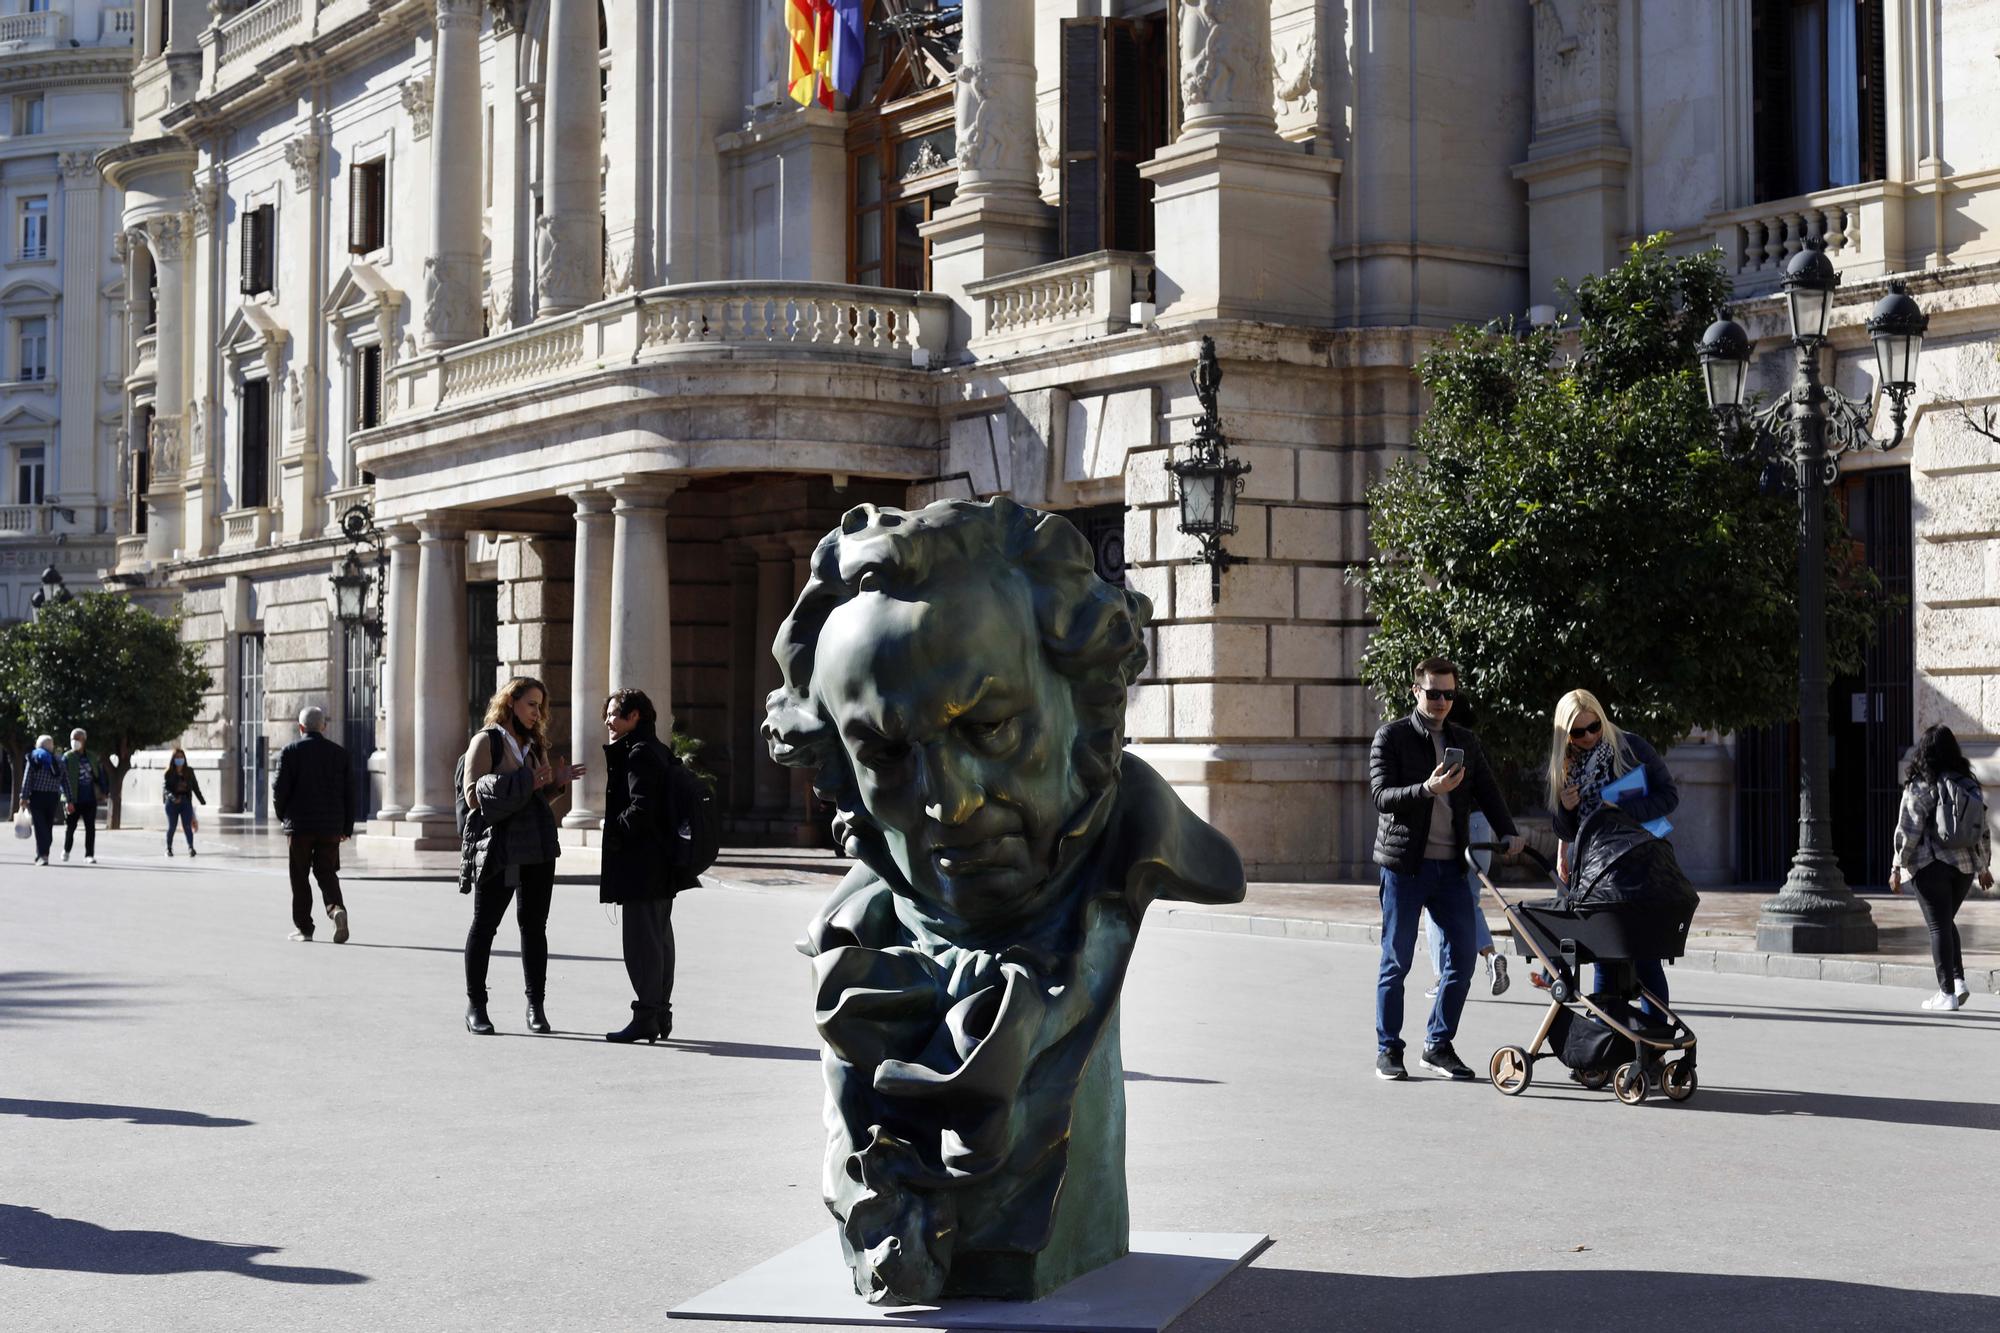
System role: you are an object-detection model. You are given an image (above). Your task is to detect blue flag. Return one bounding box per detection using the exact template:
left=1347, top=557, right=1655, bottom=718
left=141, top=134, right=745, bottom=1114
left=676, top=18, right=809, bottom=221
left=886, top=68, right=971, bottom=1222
left=831, top=0, right=867, bottom=97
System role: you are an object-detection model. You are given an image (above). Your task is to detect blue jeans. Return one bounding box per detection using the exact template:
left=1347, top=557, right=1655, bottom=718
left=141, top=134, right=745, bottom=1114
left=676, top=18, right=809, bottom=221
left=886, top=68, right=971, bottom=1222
left=165, top=800, right=196, bottom=850
left=1424, top=876, right=1494, bottom=979
left=1378, top=859, right=1477, bottom=1055
left=1594, top=958, right=1670, bottom=1018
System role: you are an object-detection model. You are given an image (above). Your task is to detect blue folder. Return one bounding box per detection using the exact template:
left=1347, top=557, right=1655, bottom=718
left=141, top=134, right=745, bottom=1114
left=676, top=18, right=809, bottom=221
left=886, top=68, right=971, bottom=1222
left=1597, top=764, right=1672, bottom=839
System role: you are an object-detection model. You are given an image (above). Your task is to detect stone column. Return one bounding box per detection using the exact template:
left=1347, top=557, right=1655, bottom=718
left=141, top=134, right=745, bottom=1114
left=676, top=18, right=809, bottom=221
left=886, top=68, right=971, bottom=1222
left=921, top=0, right=1055, bottom=351
left=57, top=154, right=104, bottom=507
left=1139, top=0, right=1338, bottom=324
left=421, top=0, right=485, bottom=348
left=537, top=0, right=604, bottom=317
left=143, top=213, right=189, bottom=561
left=563, top=489, right=614, bottom=828
left=375, top=525, right=420, bottom=821
left=407, top=516, right=471, bottom=823
left=750, top=535, right=796, bottom=815
left=607, top=482, right=679, bottom=721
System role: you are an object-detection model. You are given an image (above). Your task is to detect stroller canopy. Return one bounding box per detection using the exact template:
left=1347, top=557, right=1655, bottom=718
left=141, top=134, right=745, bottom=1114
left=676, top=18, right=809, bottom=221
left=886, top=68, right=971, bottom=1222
left=1560, top=807, right=1699, bottom=915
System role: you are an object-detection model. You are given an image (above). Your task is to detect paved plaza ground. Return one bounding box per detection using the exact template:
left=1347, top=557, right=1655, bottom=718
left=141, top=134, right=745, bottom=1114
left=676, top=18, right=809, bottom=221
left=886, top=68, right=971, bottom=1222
left=4, top=830, right=1999, bottom=1331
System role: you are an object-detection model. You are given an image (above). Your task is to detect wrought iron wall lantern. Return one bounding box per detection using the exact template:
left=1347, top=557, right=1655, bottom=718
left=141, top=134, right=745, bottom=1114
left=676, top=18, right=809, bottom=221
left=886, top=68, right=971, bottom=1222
left=1167, top=336, right=1252, bottom=601
left=330, top=502, right=388, bottom=650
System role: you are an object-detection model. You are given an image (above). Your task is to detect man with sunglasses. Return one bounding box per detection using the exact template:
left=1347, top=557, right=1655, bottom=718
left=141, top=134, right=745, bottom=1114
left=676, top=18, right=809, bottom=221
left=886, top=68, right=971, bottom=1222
left=1368, top=656, right=1524, bottom=1081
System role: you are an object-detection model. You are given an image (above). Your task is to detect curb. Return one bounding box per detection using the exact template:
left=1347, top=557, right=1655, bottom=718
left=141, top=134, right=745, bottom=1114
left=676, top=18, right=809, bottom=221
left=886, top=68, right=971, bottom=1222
left=1155, top=907, right=2000, bottom=996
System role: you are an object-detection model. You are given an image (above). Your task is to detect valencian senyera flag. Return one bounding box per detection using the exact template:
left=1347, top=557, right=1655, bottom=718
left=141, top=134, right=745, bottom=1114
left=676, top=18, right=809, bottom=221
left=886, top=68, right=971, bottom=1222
left=788, top=0, right=869, bottom=107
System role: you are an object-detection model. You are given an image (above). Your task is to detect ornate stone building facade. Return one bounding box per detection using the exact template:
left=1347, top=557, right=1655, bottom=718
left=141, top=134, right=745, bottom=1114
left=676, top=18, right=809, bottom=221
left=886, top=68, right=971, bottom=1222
left=0, top=2, right=133, bottom=621
left=111, top=0, right=1997, bottom=885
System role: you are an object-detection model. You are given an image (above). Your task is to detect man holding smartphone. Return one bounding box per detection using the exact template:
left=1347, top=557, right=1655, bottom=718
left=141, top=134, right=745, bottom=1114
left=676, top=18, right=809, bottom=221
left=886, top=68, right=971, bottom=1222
left=1368, top=656, right=1524, bottom=1081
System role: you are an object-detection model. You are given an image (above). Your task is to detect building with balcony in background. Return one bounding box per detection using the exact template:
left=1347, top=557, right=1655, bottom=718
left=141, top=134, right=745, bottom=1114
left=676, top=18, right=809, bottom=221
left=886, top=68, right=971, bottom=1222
left=105, top=0, right=1999, bottom=889
left=0, top=1, right=134, bottom=620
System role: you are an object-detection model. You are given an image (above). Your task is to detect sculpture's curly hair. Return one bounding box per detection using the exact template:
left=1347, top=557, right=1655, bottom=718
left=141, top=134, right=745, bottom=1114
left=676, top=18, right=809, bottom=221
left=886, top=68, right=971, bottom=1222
left=762, top=497, right=1151, bottom=811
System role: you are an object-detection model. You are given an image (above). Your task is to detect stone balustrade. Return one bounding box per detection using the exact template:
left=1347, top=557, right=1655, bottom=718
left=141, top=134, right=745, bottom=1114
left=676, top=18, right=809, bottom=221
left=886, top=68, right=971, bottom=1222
left=115, top=534, right=147, bottom=567
left=104, top=8, right=137, bottom=41
left=215, top=0, right=304, bottom=65
left=389, top=281, right=952, bottom=418
left=1708, top=181, right=1894, bottom=291
left=0, top=10, right=68, bottom=47
left=0, top=504, right=52, bottom=536
left=965, top=251, right=1156, bottom=357
left=221, top=507, right=270, bottom=549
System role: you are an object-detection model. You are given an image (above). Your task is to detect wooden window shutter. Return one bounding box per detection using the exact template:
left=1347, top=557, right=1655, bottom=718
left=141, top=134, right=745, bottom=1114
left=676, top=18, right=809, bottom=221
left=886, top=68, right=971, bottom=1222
left=257, top=206, right=274, bottom=292
left=239, top=209, right=257, bottom=294
left=358, top=344, right=382, bottom=430
left=1857, top=0, right=1888, bottom=183
left=242, top=378, right=269, bottom=507
left=1104, top=18, right=1157, bottom=253
left=1750, top=0, right=1794, bottom=203
left=348, top=164, right=370, bottom=253
left=1060, top=18, right=1104, bottom=259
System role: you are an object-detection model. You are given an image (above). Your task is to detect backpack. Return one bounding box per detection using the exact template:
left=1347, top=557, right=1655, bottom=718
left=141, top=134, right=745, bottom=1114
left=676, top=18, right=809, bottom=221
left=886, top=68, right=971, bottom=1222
left=453, top=727, right=505, bottom=841
left=663, top=757, right=720, bottom=883
left=1934, top=776, right=1986, bottom=852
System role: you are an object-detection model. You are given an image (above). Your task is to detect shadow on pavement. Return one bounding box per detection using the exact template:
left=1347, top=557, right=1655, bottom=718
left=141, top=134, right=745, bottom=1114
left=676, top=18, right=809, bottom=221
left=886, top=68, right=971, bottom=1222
left=0, top=972, right=134, bottom=1027
left=1675, top=1004, right=2000, bottom=1031
left=1681, top=1086, right=2000, bottom=1131
left=1176, top=1265, right=2000, bottom=1332
left=0, top=1205, right=367, bottom=1284
left=339, top=941, right=624, bottom=964
left=0, top=1099, right=251, bottom=1128
left=1123, top=1070, right=1223, bottom=1085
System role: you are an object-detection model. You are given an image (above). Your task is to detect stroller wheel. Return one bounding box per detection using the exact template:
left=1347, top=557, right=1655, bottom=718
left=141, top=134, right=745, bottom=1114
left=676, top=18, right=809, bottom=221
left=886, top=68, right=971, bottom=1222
left=1662, top=1059, right=1698, bottom=1102
left=1576, top=1067, right=1613, bottom=1091
left=1613, top=1062, right=1649, bottom=1105
left=1488, top=1046, right=1533, bottom=1096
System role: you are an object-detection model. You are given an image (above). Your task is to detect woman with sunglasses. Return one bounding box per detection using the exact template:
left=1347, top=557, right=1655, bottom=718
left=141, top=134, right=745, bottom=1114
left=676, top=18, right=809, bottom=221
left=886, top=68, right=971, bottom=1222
left=1546, top=688, right=1679, bottom=1010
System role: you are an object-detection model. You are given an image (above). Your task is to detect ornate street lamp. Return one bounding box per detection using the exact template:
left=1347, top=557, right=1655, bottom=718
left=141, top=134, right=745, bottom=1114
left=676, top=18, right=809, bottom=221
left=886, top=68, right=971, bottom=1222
left=330, top=502, right=387, bottom=648
left=1166, top=336, right=1251, bottom=602
left=1697, top=245, right=1928, bottom=954
left=28, top=565, right=70, bottom=616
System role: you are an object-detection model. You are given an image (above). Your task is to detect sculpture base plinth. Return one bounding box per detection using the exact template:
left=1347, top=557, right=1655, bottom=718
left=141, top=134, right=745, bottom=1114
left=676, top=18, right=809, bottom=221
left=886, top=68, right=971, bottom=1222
left=668, top=1229, right=1269, bottom=1330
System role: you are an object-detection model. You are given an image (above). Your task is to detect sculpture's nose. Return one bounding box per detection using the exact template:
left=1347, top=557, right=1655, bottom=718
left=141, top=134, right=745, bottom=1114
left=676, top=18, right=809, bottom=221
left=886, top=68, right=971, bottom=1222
left=919, top=743, right=982, bottom=827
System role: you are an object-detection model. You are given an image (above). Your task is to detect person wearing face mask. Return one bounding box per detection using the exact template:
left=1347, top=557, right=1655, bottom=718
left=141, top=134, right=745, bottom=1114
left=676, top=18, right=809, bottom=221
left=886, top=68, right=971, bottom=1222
left=161, top=747, right=206, bottom=856
left=17, top=734, right=70, bottom=866
left=60, top=729, right=110, bottom=864
left=459, top=676, right=585, bottom=1035
left=1547, top=688, right=1679, bottom=1013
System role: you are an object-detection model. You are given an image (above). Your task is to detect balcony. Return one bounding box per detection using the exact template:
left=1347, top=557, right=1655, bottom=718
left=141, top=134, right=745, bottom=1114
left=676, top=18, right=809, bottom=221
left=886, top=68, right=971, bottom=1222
left=103, top=8, right=137, bottom=43
left=965, top=251, right=1155, bottom=358
left=221, top=507, right=270, bottom=550
left=215, top=0, right=305, bottom=67
left=0, top=503, right=53, bottom=536
left=390, top=280, right=952, bottom=419
left=0, top=10, right=68, bottom=50
left=1706, top=180, right=1902, bottom=294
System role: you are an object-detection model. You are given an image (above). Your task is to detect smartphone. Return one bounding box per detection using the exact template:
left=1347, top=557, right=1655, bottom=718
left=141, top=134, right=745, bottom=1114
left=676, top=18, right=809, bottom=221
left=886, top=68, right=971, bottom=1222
left=1443, top=747, right=1466, bottom=771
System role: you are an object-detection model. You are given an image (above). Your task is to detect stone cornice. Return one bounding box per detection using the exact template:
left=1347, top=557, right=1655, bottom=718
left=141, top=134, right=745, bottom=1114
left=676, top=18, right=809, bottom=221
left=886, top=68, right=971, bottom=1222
left=0, top=53, right=133, bottom=90
left=164, top=0, right=432, bottom=136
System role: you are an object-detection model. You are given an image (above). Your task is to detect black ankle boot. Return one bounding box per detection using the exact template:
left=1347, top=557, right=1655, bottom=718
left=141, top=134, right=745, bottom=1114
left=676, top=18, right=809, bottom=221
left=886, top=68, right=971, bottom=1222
left=465, top=1001, right=496, bottom=1035
left=525, top=994, right=552, bottom=1034
left=605, top=1013, right=663, bottom=1044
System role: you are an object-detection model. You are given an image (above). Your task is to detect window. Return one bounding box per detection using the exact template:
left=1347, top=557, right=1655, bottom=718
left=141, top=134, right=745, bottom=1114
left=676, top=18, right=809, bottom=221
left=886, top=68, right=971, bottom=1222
left=15, top=95, right=43, bottom=137
left=18, top=195, right=47, bottom=259
left=1060, top=17, right=1168, bottom=257
left=845, top=25, right=956, bottom=291
left=353, top=343, right=382, bottom=433
left=239, top=377, right=270, bottom=508
left=28, top=1, right=52, bottom=13
left=348, top=159, right=387, bottom=254
left=239, top=203, right=275, bottom=296
left=133, top=411, right=151, bottom=534
left=15, top=444, right=45, bottom=505
left=18, top=316, right=47, bottom=382
left=145, top=260, right=158, bottom=332
left=466, top=582, right=499, bottom=735
left=1753, top=0, right=1887, bottom=201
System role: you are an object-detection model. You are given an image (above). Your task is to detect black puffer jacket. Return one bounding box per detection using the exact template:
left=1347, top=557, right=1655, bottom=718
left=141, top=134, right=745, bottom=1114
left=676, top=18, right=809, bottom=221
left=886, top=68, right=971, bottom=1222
left=600, top=723, right=684, bottom=904
left=1369, top=710, right=1519, bottom=873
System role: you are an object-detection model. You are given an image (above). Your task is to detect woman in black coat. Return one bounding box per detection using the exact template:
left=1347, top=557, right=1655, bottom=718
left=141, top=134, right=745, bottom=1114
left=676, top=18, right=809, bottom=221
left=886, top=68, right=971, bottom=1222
left=600, top=687, right=686, bottom=1044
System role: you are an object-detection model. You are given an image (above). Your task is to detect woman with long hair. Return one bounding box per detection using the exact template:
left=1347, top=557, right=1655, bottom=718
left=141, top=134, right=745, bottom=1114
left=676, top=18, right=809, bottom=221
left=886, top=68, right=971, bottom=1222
left=1545, top=689, right=1680, bottom=1010
left=1890, top=724, right=1992, bottom=1012
left=460, top=676, right=585, bottom=1035
left=161, top=746, right=205, bottom=856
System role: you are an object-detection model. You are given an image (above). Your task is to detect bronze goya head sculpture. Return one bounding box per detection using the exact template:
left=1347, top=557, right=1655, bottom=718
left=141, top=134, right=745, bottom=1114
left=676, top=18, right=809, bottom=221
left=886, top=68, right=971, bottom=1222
left=763, top=498, right=1246, bottom=1304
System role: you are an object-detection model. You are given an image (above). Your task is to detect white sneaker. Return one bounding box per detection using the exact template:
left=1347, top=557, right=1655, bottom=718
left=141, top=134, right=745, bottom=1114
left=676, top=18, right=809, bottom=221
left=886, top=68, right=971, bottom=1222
left=1488, top=954, right=1511, bottom=997
left=61, top=851, right=70, bottom=862
left=85, top=856, right=96, bottom=865
left=1921, top=990, right=1963, bottom=1012
left=1423, top=983, right=1440, bottom=1000
left=1953, top=978, right=1971, bottom=1003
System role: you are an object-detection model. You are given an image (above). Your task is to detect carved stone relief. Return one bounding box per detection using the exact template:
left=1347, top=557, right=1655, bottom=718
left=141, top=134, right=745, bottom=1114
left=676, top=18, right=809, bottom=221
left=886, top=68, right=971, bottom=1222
left=952, top=62, right=999, bottom=174
left=535, top=213, right=598, bottom=306
left=1178, top=0, right=1273, bottom=117
left=150, top=415, right=184, bottom=479
left=485, top=278, right=515, bottom=334
left=402, top=76, right=435, bottom=139
left=187, top=179, right=221, bottom=237
left=1532, top=0, right=1619, bottom=131
left=1272, top=28, right=1318, bottom=120
left=422, top=256, right=478, bottom=344
left=1034, top=111, right=1060, bottom=199
left=144, top=214, right=187, bottom=263
left=284, top=131, right=323, bottom=194
left=59, top=151, right=99, bottom=182
left=603, top=245, right=635, bottom=296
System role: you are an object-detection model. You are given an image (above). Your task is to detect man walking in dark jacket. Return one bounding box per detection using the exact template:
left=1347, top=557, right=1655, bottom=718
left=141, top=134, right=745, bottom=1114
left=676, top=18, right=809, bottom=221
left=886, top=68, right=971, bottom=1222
left=599, top=688, right=687, bottom=1043
left=1369, top=657, right=1524, bottom=1082
left=273, top=706, right=354, bottom=943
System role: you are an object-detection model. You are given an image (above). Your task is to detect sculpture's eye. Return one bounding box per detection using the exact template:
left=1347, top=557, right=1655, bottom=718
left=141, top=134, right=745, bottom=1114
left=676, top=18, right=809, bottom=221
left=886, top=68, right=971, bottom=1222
left=860, top=738, right=912, bottom=772
left=959, top=716, right=1018, bottom=756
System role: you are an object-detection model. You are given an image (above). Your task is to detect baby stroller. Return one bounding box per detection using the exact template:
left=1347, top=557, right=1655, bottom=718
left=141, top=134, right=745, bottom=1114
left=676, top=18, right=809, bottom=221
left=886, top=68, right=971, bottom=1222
left=1471, top=808, right=1700, bottom=1105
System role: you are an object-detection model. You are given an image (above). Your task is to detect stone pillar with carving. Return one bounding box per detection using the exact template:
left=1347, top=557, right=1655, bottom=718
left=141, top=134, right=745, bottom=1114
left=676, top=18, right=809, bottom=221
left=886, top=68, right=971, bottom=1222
left=422, top=0, right=485, bottom=348
left=1139, top=0, right=1338, bottom=324
left=563, top=489, right=614, bottom=830
left=1514, top=0, right=1627, bottom=301
left=921, top=0, right=1057, bottom=352
left=375, top=525, right=421, bottom=822
left=537, top=0, right=604, bottom=317
left=57, top=155, right=104, bottom=509
left=143, top=211, right=190, bottom=561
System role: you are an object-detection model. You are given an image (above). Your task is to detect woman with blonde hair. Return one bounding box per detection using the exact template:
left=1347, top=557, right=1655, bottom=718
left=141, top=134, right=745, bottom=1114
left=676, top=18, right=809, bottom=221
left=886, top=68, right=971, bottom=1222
left=460, top=675, right=585, bottom=1035
left=1546, top=688, right=1679, bottom=1010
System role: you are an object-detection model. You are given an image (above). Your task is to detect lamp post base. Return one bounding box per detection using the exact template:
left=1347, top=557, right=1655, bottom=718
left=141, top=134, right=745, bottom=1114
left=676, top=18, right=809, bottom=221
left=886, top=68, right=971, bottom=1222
left=1754, top=856, right=1879, bottom=953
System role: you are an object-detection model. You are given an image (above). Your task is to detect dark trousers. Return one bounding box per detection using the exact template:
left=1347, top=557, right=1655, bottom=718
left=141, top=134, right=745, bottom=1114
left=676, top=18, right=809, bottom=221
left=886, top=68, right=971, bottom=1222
left=27, top=791, right=60, bottom=859
left=165, top=800, right=196, bottom=849
left=1377, top=858, right=1475, bottom=1055
left=1910, top=860, right=1973, bottom=992
left=63, top=802, right=98, bottom=858
left=287, top=834, right=346, bottom=936
left=621, top=897, right=677, bottom=1018
left=465, top=861, right=555, bottom=1004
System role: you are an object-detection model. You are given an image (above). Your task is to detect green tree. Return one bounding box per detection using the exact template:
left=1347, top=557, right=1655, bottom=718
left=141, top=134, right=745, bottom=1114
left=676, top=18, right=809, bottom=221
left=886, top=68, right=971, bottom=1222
left=0, top=593, right=211, bottom=829
left=1353, top=236, right=1884, bottom=794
